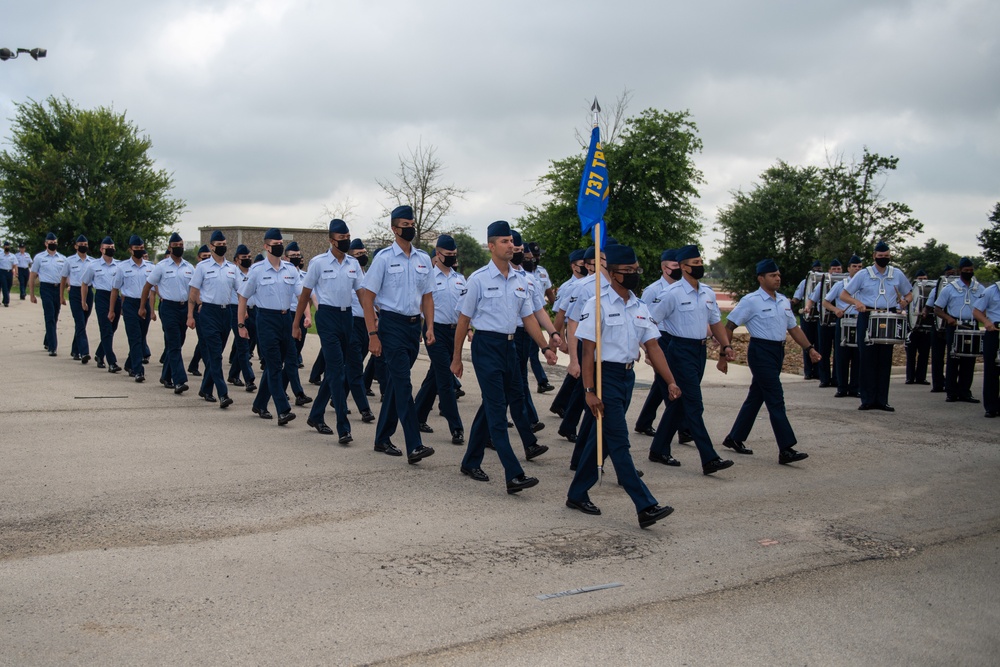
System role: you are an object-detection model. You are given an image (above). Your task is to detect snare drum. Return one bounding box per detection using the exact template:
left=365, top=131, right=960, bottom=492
left=950, top=325, right=983, bottom=358
left=867, top=311, right=908, bottom=345
left=840, top=316, right=858, bottom=348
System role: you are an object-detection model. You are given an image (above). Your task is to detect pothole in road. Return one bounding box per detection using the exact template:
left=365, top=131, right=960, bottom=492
left=825, top=524, right=919, bottom=560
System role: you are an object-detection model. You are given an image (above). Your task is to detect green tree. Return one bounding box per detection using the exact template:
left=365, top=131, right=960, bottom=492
left=894, top=238, right=961, bottom=278
left=450, top=231, right=489, bottom=278
left=977, top=202, right=1000, bottom=266
left=818, top=147, right=922, bottom=259
left=715, top=161, right=828, bottom=298
left=518, top=108, right=704, bottom=286
left=0, top=96, right=185, bottom=256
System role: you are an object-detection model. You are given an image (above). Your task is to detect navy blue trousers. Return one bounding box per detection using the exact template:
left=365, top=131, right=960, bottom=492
left=944, top=326, right=977, bottom=400
left=462, top=332, right=534, bottom=482
left=308, top=306, right=352, bottom=436
left=373, top=310, right=423, bottom=453
left=69, top=286, right=94, bottom=357
left=527, top=337, right=548, bottom=384
left=414, top=322, right=462, bottom=433
left=931, top=330, right=947, bottom=391
left=815, top=324, right=834, bottom=384
left=347, top=316, right=371, bottom=412
left=801, top=316, right=818, bottom=378
left=558, top=341, right=586, bottom=435
left=856, top=312, right=894, bottom=407
left=834, top=321, right=859, bottom=395
left=252, top=308, right=293, bottom=415
left=514, top=327, right=539, bottom=424
left=982, top=330, right=999, bottom=413
left=568, top=363, right=657, bottom=511
left=649, top=337, right=721, bottom=465
left=94, top=290, right=121, bottom=365
left=197, top=304, right=230, bottom=399
left=122, top=297, right=150, bottom=376
left=280, top=310, right=305, bottom=396
left=228, top=307, right=255, bottom=383
left=729, top=338, right=796, bottom=450
left=550, top=374, right=577, bottom=415
left=39, top=283, right=60, bottom=352
left=19, top=268, right=30, bottom=299
left=1, top=269, right=12, bottom=305
left=635, top=336, right=671, bottom=431
left=158, top=300, right=189, bottom=386
left=905, top=328, right=931, bottom=384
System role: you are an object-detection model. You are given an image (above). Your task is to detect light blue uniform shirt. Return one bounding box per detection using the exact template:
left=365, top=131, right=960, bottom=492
left=238, top=259, right=300, bottom=311
left=534, top=265, right=552, bottom=291
left=844, top=265, right=913, bottom=310
left=728, top=287, right=797, bottom=342
left=360, top=241, right=433, bottom=316
left=81, top=257, right=120, bottom=291
left=112, top=258, right=154, bottom=298
left=190, top=257, right=239, bottom=305
left=973, top=283, right=1000, bottom=322
left=232, top=269, right=254, bottom=306
left=575, top=287, right=659, bottom=363
left=640, top=276, right=673, bottom=332
left=823, top=280, right=857, bottom=315
left=648, top=279, right=721, bottom=340
left=15, top=251, right=32, bottom=269
left=935, top=278, right=985, bottom=321
left=793, top=278, right=807, bottom=301
left=0, top=251, right=17, bottom=271
left=515, top=267, right=546, bottom=329
left=147, top=257, right=195, bottom=302
left=290, top=269, right=308, bottom=312
left=61, top=254, right=96, bottom=287
left=429, top=266, right=466, bottom=325
left=30, top=251, right=67, bottom=283
left=553, top=276, right=580, bottom=314
left=460, top=260, right=533, bottom=334
left=567, top=274, right=604, bottom=323
left=350, top=267, right=365, bottom=317
left=301, top=251, right=362, bottom=308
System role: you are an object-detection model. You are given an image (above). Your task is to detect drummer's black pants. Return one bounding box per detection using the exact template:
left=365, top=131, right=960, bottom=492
left=856, top=312, right=894, bottom=408
left=944, top=326, right=976, bottom=400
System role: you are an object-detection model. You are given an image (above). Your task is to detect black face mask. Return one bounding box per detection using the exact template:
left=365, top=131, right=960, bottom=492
left=441, top=255, right=457, bottom=267
left=874, top=256, right=890, bottom=268
left=214, top=245, right=227, bottom=256
left=521, top=259, right=536, bottom=272
left=336, top=239, right=351, bottom=253
left=47, top=243, right=58, bottom=251
left=171, top=246, right=184, bottom=258
left=512, top=252, right=524, bottom=266
left=961, top=271, right=974, bottom=281
left=356, top=254, right=368, bottom=267
left=688, top=265, right=705, bottom=280
left=288, top=256, right=302, bottom=267
left=578, top=265, right=589, bottom=277
left=77, top=246, right=88, bottom=254
left=132, top=249, right=145, bottom=259
left=239, top=258, right=252, bottom=268
left=396, top=227, right=416, bottom=243
left=103, top=248, right=115, bottom=257
left=616, top=273, right=640, bottom=291
left=669, top=267, right=683, bottom=281
left=269, top=244, right=284, bottom=257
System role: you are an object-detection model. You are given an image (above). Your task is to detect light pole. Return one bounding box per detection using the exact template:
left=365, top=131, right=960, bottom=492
left=0, top=48, right=47, bottom=61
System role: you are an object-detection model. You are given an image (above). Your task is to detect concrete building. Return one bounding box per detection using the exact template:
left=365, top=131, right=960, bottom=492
left=198, top=226, right=331, bottom=261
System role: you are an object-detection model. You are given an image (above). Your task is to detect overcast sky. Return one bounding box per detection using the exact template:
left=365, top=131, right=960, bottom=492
left=3, top=0, right=997, bottom=259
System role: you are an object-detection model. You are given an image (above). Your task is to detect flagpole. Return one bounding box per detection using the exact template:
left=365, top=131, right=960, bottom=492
left=591, top=97, right=604, bottom=481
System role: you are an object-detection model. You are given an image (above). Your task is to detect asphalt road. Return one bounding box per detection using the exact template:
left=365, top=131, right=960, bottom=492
left=1, top=297, right=998, bottom=666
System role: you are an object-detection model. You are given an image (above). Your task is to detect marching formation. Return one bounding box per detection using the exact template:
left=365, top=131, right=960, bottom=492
left=6, top=211, right=998, bottom=529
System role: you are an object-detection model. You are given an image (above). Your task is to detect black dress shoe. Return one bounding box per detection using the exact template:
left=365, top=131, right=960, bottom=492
left=81, top=354, right=90, bottom=365
left=930, top=388, right=945, bottom=393
left=904, top=380, right=915, bottom=385
left=365, top=388, right=375, bottom=397
left=507, top=420, right=514, bottom=428
left=566, top=498, right=601, bottom=515
left=48, top=351, right=57, bottom=357
left=945, top=396, right=958, bottom=403
left=294, top=393, right=312, bottom=406
left=161, top=380, right=174, bottom=389
left=174, top=383, right=189, bottom=395
left=307, top=419, right=333, bottom=435
left=537, top=382, right=555, bottom=393
left=72, top=354, right=81, bottom=361
left=779, top=448, right=809, bottom=464
left=959, top=396, right=981, bottom=404
left=407, top=445, right=435, bottom=464
left=229, top=377, right=245, bottom=387
left=461, top=467, right=490, bottom=482
left=558, top=429, right=577, bottom=443
left=199, top=391, right=217, bottom=403
left=678, top=430, right=694, bottom=445
left=530, top=421, right=545, bottom=433
left=96, top=360, right=106, bottom=369
left=918, top=381, right=931, bottom=385
left=451, top=430, right=465, bottom=445
left=549, top=406, right=565, bottom=418
left=506, top=475, right=539, bottom=494
left=818, top=382, right=832, bottom=388
left=374, top=441, right=403, bottom=456
left=189, top=368, right=202, bottom=377
left=277, top=411, right=296, bottom=426
left=648, top=452, right=680, bottom=466
left=219, top=396, right=233, bottom=409
left=245, top=382, right=257, bottom=393
left=702, top=458, right=734, bottom=475
left=848, top=392, right=859, bottom=397
left=634, top=427, right=656, bottom=436
left=834, top=391, right=849, bottom=398
left=985, top=411, right=998, bottom=418
left=253, top=406, right=273, bottom=420
left=134, top=374, right=144, bottom=383
left=525, top=444, right=549, bottom=460
left=108, top=364, right=121, bottom=374
left=638, top=504, right=674, bottom=528
left=361, top=410, right=376, bottom=423
left=723, top=435, right=753, bottom=455
left=858, top=403, right=876, bottom=410
left=485, top=438, right=495, bottom=450
left=454, top=388, right=465, bottom=398
left=418, top=422, right=434, bottom=434
left=877, top=404, right=895, bottom=412
left=338, top=433, right=353, bottom=445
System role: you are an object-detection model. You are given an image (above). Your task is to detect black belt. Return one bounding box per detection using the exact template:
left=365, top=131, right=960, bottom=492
left=123, top=296, right=143, bottom=303
left=96, top=288, right=113, bottom=294
left=200, top=302, right=228, bottom=309
left=40, top=282, right=59, bottom=287
left=380, top=310, right=421, bottom=324
left=318, top=305, right=351, bottom=312
left=751, top=338, right=785, bottom=348
left=434, top=322, right=458, bottom=329
left=602, top=361, right=634, bottom=370
left=160, top=299, right=187, bottom=305
left=671, top=336, right=709, bottom=346
left=257, top=307, right=289, bottom=314
left=476, top=330, right=515, bottom=341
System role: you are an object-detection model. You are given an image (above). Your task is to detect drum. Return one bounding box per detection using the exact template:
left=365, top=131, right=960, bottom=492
left=867, top=311, right=908, bottom=345
left=819, top=273, right=848, bottom=326
left=908, top=279, right=936, bottom=331
left=950, top=322, right=983, bottom=358
left=840, top=315, right=858, bottom=348
left=801, top=271, right=824, bottom=322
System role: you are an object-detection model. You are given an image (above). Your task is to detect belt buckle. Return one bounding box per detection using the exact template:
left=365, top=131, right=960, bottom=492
left=507, top=334, right=514, bottom=341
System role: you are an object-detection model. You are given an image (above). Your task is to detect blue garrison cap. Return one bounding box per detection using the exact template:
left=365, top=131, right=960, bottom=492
left=263, top=228, right=282, bottom=241
left=253, top=253, right=264, bottom=263
left=235, top=244, right=250, bottom=256
left=45, top=232, right=57, bottom=241
left=285, top=242, right=299, bottom=253
left=583, top=246, right=596, bottom=260
left=526, top=242, right=541, bottom=256
left=435, top=234, right=456, bottom=251
left=210, top=230, right=226, bottom=243
left=811, top=260, right=822, bottom=268
left=487, top=220, right=511, bottom=238
left=606, top=237, right=618, bottom=246
left=756, top=258, right=780, bottom=275
left=328, top=218, right=349, bottom=234
left=349, top=238, right=365, bottom=251
left=168, top=232, right=182, bottom=243
left=660, top=248, right=677, bottom=262
left=944, top=264, right=954, bottom=271
left=569, top=249, right=585, bottom=262
left=830, top=258, right=842, bottom=268
left=429, top=248, right=436, bottom=258
left=676, top=244, right=701, bottom=262
left=959, top=257, right=973, bottom=268
left=510, top=229, right=523, bottom=247
left=198, top=245, right=209, bottom=255
left=605, top=244, right=637, bottom=265
left=128, top=234, right=144, bottom=246
left=101, top=236, right=114, bottom=245
left=849, top=255, right=863, bottom=265
left=75, top=235, right=88, bottom=243
left=874, top=240, right=890, bottom=252
left=391, top=205, right=414, bottom=221
left=915, top=268, right=928, bottom=277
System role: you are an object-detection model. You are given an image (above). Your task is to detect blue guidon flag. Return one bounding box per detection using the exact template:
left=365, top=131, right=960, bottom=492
left=577, top=125, right=609, bottom=240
